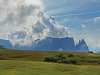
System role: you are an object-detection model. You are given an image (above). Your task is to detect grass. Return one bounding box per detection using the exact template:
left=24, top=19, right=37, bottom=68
left=0, top=60, right=100, bottom=75
left=0, top=49, right=100, bottom=75
left=0, top=48, right=100, bottom=65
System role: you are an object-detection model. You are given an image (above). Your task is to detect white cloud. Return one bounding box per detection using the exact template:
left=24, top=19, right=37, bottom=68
left=84, top=16, right=100, bottom=23
left=84, top=19, right=94, bottom=22
left=45, top=8, right=64, bottom=16
left=83, top=16, right=100, bottom=24
left=81, top=24, right=86, bottom=29
left=58, top=19, right=69, bottom=24
left=85, top=37, right=100, bottom=52
left=94, top=17, right=100, bottom=23
left=53, top=11, right=100, bottom=18
left=0, top=0, right=69, bottom=46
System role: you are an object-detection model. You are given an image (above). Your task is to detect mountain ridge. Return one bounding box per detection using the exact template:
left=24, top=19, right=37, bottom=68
left=0, top=37, right=89, bottom=53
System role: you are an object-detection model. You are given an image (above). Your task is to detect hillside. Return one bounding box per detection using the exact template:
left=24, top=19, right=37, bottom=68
left=0, top=49, right=100, bottom=75
left=0, top=49, right=100, bottom=65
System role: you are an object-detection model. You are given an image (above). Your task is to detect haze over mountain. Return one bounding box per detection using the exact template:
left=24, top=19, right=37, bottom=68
left=0, top=37, right=89, bottom=53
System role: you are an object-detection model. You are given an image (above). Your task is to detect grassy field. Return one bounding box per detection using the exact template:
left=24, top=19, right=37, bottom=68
left=0, top=60, right=100, bottom=75
left=0, top=48, right=100, bottom=75
left=0, top=48, right=100, bottom=65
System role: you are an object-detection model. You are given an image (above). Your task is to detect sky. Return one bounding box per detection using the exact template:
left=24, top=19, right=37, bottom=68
left=42, top=0, right=100, bottom=53
left=0, top=0, right=100, bottom=52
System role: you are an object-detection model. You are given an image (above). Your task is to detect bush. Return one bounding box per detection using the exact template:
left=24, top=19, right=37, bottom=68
left=44, top=57, right=51, bottom=62
left=81, top=57, right=85, bottom=58
left=55, top=53, right=66, bottom=59
left=67, top=54, right=74, bottom=58
left=98, top=62, right=100, bottom=64
left=63, top=59, right=70, bottom=64
left=44, top=53, right=66, bottom=63
left=55, top=53, right=66, bottom=63
left=50, top=56, right=57, bottom=62
left=44, top=53, right=78, bottom=65
left=56, top=60, right=61, bottom=63
left=69, top=58, right=77, bottom=64
left=0, top=56, right=8, bottom=60
left=44, top=56, right=57, bottom=62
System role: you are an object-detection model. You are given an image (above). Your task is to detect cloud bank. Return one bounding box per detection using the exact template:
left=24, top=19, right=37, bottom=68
left=0, top=0, right=69, bottom=46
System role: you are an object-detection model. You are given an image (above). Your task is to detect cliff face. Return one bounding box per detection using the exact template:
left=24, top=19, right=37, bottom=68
left=34, top=37, right=89, bottom=52
left=0, top=37, right=89, bottom=53
left=75, top=39, right=89, bottom=52
left=34, top=37, right=75, bottom=51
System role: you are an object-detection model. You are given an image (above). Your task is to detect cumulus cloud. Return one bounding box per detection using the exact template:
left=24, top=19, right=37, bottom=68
left=0, top=0, right=69, bottom=46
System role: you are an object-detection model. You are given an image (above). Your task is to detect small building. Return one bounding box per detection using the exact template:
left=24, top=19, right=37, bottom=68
left=88, top=51, right=93, bottom=53
left=0, top=45, right=3, bottom=48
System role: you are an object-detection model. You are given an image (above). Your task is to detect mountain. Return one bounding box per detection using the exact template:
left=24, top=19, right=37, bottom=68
left=0, top=37, right=89, bottom=53
left=0, top=39, right=12, bottom=48
left=33, top=37, right=89, bottom=52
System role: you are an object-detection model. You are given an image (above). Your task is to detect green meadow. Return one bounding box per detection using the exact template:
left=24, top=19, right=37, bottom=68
left=0, top=60, right=100, bottom=75
left=0, top=48, right=100, bottom=75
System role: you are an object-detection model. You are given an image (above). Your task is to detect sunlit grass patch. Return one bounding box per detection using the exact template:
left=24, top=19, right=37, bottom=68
left=0, top=60, right=100, bottom=75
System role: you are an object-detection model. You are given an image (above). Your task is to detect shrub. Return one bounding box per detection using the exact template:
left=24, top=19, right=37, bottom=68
left=67, top=54, right=74, bottom=58
left=63, top=59, right=70, bottom=64
left=98, top=62, right=100, bottom=64
left=55, top=53, right=66, bottom=63
left=44, top=56, right=51, bottom=62
left=81, top=57, right=85, bottom=58
left=50, top=56, right=57, bottom=62
left=44, top=53, right=66, bottom=63
left=55, top=53, right=66, bottom=59
left=0, top=56, right=8, bottom=60
left=44, top=56, right=57, bottom=62
left=69, top=58, right=77, bottom=64
left=56, top=60, right=61, bottom=63
left=44, top=53, right=78, bottom=65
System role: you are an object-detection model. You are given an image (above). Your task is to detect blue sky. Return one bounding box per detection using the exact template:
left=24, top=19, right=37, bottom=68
left=42, top=0, right=100, bottom=53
